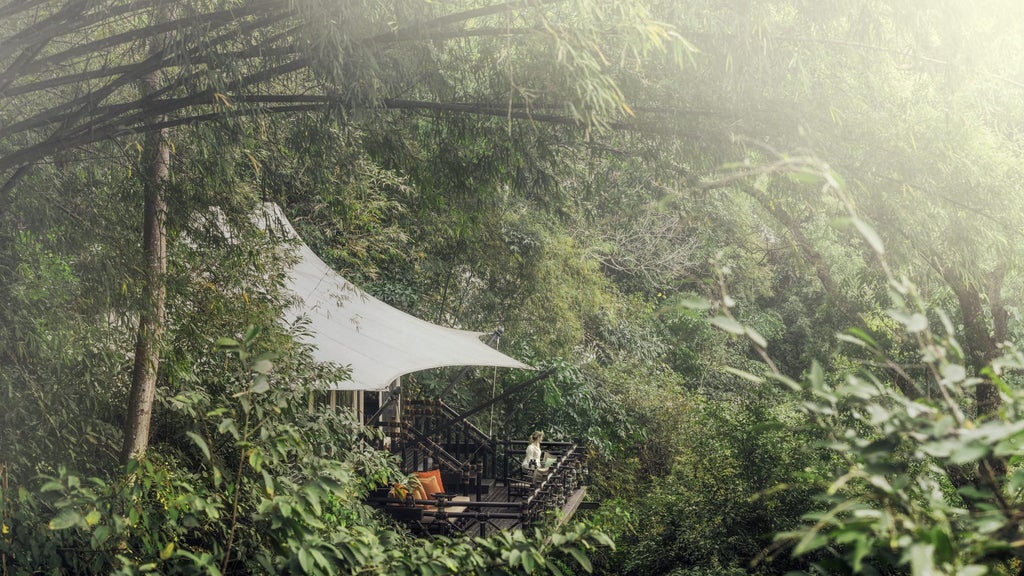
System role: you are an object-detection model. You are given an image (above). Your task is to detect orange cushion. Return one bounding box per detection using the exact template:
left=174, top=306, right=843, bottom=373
left=414, top=469, right=445, bottom=496
left=412, top=481, right=427, bottom=502
left=418, top=474, right=441, bottom=498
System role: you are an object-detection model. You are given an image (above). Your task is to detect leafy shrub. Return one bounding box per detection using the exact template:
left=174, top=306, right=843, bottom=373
left=594, top=397, right=827, bottom=575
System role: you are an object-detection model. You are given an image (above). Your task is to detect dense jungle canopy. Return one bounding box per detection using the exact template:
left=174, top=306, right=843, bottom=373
left=4, top=0, right=1024, bottom=574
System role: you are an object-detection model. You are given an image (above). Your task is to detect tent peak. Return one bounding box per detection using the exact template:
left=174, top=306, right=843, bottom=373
left=256, top=202, right=532, bottom=391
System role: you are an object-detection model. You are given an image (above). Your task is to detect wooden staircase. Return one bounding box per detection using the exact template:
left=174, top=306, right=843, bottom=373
left=398, top=399, right=499, bottom=492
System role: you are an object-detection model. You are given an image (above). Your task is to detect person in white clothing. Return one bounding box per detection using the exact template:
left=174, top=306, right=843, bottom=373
left=522, top=430, right=551, bottom=481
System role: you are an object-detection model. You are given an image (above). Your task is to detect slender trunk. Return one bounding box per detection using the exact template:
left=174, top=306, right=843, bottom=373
left=942, top=267, right=1001, bottom=419
left=987, top=264, right=1008, bottom=344
left=121, top=52, right=170, bottom=464
left=741, top=185, right=850, bottom=318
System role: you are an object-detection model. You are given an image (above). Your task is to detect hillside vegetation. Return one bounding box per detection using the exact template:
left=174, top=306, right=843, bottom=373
left=3, top=1, right=1024, bottom=574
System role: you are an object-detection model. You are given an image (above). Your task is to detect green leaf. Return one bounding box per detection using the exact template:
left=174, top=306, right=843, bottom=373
left=91, top=525, right=111, bottom=547
left=49, top=509, right=84, bottom=530
left=592, top=532, right=614, bottom=548
left=888, top=310, right=928, bottom=333
left=838, top=327, right=881, bottom=350
left=262, top=469, right=275, bottom=496
left=787, top=170, right=821, bottom=184
left=851, top=534, right=870, bottom=573
left=311, top=548, right=330, bottom=570
left=214, top=337, right=239, bottom=350
left=793, top=532, right=828, bottom=556
left=950, top=443, right=988, bottom=465
left=709, top=316, right=744, bottom=335
left=186, top=432, right=211, bottom=461
left=744, top=325, right=767, bottom=348
left=565, top=546, right=593, bottom=573
left=160, top=541, right=175, bottom=560
left=852, top=217, right=885, bottom=255
left=249, top=448, right=264, bottom=472
left=251, top=358, right=273, bottom=375
left=723, top=366, right=764, bottom=384
left=251, top=374, right=270, bottom=394
left=908, top=543, right=935, bottom=576
left=84, top=509, right=101, bottom=526
left=677, top=295, right=711, bottom=310
left=940, top=363, right=966, bottom=384
left=766, top=372, right=802, bottom=392
left=928, top=526, right=954, bottom=564
left=522, top=550, right=536, bottom=572
left=907, top=313, right=929, bottom=333
left=39, top=480, right=64, bottom=493
left=298, top=548, right=312, bottom=573
left=809, top=361, right=825, bottom=387
left=217, top=418, right=238, bottom=437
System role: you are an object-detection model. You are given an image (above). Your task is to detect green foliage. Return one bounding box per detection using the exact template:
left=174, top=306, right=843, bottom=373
left=0, top=326, right=616, bottom=575
left=261, top=120, right=417, bottom=283
left=8, top=2, right=1024, bottom=576
left=694, top=182, right=1024, bottom=574
left=2, top=324, right=381, bottom=574
left=0, top=207, right=132, bottom=480
left=594, top=397, right=828, bottom=576
left=773, top=296, right=1024, bottom=574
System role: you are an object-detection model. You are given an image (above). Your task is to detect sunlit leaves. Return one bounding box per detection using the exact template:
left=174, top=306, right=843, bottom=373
left=851, top=218, right=884, bottom=257
left=780, top=295, right=1024, bottom=573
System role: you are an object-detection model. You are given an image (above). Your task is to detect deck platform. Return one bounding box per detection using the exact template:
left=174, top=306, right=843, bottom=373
left=375, top=479, right=590, bottom=538
left=439, top=481, right=589, bottom=537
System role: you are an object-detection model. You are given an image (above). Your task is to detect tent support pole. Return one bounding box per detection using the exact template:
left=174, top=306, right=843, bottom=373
left=365, top=379, right=401, bottom=425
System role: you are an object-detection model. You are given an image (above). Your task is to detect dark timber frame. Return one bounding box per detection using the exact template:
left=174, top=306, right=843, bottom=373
left=364, top=369, right=589, bottom=537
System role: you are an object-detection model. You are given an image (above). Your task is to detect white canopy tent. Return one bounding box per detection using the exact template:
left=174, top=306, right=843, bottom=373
left=258, top=202, right=531, bottom=391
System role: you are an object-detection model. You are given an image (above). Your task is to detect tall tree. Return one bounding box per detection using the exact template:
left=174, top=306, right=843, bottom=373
left=121, top=9, right=172, bottom=461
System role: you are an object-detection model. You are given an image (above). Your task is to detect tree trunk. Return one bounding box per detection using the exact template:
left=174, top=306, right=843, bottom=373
left=121, top=54, right=170, bottom=464
left=942, top=267, right=1002, bottom=419
left=741, top=185, right=852, bottom=319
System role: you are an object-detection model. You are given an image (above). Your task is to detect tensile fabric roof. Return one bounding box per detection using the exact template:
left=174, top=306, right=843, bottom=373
left=258, top=202, right=531, bottom=391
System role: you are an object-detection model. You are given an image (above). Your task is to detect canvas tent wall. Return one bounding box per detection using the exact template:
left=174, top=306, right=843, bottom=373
left=257, top=202, right=531, bottom=393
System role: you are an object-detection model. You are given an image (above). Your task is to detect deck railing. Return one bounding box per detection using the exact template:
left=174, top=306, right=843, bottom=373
left=370, top=434, right=588, bottom=537
left=369, top=398, right=589, bottom=536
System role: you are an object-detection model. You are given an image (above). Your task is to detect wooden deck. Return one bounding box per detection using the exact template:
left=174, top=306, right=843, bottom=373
left=377, top=479, right=589, bottom=538
left=373, top=416, right=591, bottom=539
left=460, top=482, right=520, bottom=536
left=556, top=486, right=587, bottom=526
left=443, top=480, right=589, bottom=537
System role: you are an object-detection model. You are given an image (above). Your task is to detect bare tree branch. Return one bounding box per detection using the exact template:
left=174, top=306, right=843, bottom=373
left=5, top=0, right=286, bottom=83
left=0, top=0, right=51, bottom=22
